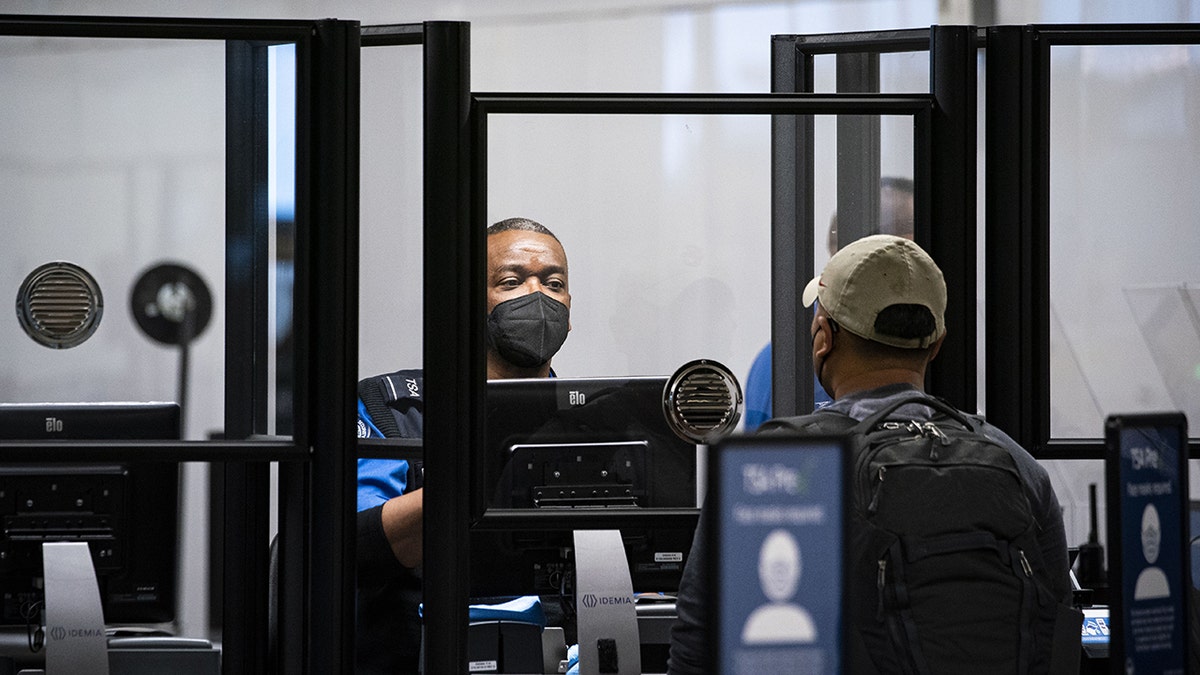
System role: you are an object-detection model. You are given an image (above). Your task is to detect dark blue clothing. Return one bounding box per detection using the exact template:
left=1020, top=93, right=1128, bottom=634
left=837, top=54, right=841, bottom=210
left=356, top=369, right=426, bottom=674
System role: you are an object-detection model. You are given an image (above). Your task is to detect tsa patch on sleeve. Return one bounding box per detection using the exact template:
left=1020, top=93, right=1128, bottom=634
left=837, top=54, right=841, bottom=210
left=356, top=418, right=368, bottom=438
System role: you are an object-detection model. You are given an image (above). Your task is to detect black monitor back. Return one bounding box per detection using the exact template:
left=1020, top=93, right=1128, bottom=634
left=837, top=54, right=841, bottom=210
left=482, top=376, right=696, bottom=510
left=472, top=377, right=698, bottom=599
left=0, top=402, right=181, bottom=626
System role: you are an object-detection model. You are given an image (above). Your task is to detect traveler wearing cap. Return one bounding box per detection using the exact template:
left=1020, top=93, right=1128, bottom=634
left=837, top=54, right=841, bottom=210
left=665, top=235, right=1071, bottom=675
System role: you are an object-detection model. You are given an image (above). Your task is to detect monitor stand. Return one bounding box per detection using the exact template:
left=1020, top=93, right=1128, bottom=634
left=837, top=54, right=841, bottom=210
left=572, top=530, right=640, bottom=675
left=41, top=541, right=110, bottom=675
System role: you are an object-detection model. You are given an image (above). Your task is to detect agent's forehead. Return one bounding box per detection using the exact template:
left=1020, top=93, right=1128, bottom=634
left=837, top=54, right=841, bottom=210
left=487, top=231, right=568, bottom=271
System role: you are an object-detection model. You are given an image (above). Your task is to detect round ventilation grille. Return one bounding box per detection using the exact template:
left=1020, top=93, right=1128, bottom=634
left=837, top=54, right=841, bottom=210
left=16, top=261, right=104, bottom=349
left=662, top=359, right=743, bottom=443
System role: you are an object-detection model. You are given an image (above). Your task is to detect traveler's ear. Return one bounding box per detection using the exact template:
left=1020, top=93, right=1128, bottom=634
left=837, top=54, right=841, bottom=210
left=813, top=315, right=835, bottom=359
left=927, top=333, right=946, bottom=363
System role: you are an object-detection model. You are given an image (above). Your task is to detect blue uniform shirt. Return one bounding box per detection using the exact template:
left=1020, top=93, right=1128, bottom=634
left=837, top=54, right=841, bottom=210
left=356, top=398, right=410, bottom=511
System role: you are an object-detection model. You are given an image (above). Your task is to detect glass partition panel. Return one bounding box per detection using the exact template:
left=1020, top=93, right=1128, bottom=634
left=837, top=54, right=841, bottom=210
left=880, top=50, right=932, bottom=93
left=811, top=50, right=930, bottom=94
left=358, top=43, right=424, bottom=380
left=0, top=34, right=299, bottom=443
left=809, top=114, right=917, bottom=287
left=0, top=25, right=311, bottom=657
left=1049, top=43, right=1200, bottom=439
left=807, top=40, right=989, bottom=415
left=0, top=36, right=225, bottom=433
left=487, top=112, right=770, bottom=381
left=486, top=109, right=915, bottom=409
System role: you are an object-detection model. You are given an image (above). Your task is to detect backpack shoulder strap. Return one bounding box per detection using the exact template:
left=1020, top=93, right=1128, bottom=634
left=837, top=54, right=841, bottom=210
left=856, top=393, right=976, bottom=432
left=757, top=409, right=857, bottom=436
left=757, top=393, right=975, bottom=435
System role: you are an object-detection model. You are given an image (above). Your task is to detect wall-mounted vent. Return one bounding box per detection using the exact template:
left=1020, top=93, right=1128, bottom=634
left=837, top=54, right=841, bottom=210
left=16, top=261, right=104, bottom=349
left=663, top=359, right=743, bottom=444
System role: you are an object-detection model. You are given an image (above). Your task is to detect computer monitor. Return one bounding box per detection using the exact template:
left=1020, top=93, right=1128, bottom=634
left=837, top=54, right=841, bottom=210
left=483, top=376, right=697, bottom=511
left=470, top=376, right=700, bottom=599
left=0, top=402, right=181, bottom=627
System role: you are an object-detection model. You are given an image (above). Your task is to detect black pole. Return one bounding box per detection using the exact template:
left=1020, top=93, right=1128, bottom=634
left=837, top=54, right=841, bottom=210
left=927, top=25, right=978, bottom=412
left=177, top=309, right=195, bottom=439
left=769, top=36, right=816, bottom=419
left=305, top=19, right=361, bottom=675
left=223, top=36, right=272, bottom=675
left=422, top=21, right=475, bottom=675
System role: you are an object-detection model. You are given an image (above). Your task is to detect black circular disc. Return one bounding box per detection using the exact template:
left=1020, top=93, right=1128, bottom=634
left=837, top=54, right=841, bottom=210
left=129, top=263, right=213, bottom=345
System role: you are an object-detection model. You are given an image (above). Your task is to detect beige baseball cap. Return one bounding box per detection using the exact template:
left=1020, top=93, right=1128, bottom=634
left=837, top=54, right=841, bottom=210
left=802, top=234, right=946, bottom=349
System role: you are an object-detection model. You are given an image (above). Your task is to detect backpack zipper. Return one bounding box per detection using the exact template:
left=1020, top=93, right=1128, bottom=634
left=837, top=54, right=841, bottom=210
left=877, top=420, right=951, bottom=459
left=922, top=422, right=951, bottom=444
left=922, top=422, right=949, bottom=460
left=867, top=466, right=887, bottom=514
left=1018, top=550, right=1033, bottom=577
left=876, top=559, right=887, bottom=619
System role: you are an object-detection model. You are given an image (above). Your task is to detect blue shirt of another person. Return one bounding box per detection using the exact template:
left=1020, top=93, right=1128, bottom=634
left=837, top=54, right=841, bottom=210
left=743, top=342, right=833, bottom=431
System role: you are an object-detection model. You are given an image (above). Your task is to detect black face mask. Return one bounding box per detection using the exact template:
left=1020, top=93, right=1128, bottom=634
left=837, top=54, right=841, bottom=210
left=486, top=291, right=570, bottom=368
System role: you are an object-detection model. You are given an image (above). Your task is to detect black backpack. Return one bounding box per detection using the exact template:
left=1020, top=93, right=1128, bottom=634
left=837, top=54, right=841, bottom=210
left=762, top=394, right=1078, bottom=675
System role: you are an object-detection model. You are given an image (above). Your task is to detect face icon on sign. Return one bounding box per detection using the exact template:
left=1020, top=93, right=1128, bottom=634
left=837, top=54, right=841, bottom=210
left=743, top=529, right=816, bottom=644
left=1141, top=504, right=1161, bottom=564
left=759, top=529, right=801, bottom=602
left=1133, top=503, right=1170, bottom=601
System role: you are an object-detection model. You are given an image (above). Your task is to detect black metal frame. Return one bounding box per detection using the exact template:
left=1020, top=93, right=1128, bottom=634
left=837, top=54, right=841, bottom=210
left=985, top=24, right=1200, bottom=459
left=0, top=15, right=360, bottom=675
left=770, top=26, right=979, bottom=420
left=419, top=21, right=477, bottom=675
